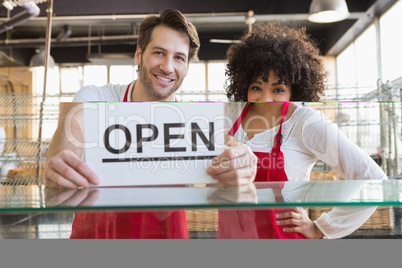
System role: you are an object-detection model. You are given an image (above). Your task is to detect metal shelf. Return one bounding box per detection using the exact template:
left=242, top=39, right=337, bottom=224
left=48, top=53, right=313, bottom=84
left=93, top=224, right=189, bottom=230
left=1, top=81, right=402, bottom=180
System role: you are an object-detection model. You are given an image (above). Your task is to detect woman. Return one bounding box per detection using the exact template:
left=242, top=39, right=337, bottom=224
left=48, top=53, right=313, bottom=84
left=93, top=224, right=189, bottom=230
left=216, top=22, right=387, bottom=239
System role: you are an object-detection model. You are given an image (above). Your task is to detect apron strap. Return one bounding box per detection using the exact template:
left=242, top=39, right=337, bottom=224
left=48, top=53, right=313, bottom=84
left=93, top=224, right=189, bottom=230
left=123, top=82, right=178, bottom=102
left=228, top=103, right=251, bottom=136
left=271, top=183, right=285, bottom=203
left=123, top=83, right=132, bottom=102
left=274, top=102, right=289, bottom=144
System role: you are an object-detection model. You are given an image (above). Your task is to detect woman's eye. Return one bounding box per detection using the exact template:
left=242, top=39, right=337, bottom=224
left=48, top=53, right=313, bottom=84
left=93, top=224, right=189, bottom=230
left=273, top=88, right=285, bottom=93
left=250, top=86, right=261, bottom=91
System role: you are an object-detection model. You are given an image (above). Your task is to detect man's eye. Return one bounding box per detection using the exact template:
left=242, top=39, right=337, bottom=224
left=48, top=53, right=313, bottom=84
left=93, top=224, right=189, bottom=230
left=155, top=51, right=163, bottom=55
left=176, top=56, right=185, bottom=62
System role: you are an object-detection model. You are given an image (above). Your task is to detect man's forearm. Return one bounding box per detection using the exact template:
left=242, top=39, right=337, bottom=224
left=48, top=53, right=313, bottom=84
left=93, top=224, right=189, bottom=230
left=46, top=102, right=84, bottom=160
left=46, top=127, right=83, bottom=160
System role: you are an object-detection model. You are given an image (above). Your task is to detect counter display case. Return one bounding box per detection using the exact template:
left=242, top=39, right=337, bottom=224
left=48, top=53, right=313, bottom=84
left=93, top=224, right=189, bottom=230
left=1, top=180, right=401, bottom=239
left=1, top=89, right=402, bottom=238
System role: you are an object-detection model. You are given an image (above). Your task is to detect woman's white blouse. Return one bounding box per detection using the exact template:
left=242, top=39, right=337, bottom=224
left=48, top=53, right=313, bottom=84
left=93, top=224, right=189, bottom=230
left=225, top=103, right=388, bottom=238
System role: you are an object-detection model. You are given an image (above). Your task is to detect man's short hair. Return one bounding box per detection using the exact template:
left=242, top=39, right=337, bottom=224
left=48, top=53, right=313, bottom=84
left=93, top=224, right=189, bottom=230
left=138, top=9, right=200, bottom=62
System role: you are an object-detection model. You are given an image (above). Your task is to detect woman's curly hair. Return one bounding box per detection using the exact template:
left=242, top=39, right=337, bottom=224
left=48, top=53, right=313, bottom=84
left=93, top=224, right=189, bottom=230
left=225, top=22, right=327, bottom=102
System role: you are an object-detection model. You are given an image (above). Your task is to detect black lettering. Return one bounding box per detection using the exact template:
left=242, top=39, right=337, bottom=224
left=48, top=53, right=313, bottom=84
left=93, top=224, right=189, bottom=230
left=104, top=124, right=131, bottom=154
left=136, top=124, right=159, bottom=153
left=164, top=123, right=186, bottom=152
left=191, top=122, right=215, bottom=151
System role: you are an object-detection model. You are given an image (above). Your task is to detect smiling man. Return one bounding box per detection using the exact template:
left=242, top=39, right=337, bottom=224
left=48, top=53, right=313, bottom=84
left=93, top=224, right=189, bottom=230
left=44, top=9, right=257, bottom=239
left=46, top=8, right=257, bottom=189
left=134, top=25, right=189, bottom=100
left=71, top=9, right=199, bottom=104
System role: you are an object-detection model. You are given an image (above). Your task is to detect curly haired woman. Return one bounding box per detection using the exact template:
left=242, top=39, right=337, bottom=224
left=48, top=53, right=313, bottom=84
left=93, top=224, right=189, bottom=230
left=214, top=22, right=387, bottom=239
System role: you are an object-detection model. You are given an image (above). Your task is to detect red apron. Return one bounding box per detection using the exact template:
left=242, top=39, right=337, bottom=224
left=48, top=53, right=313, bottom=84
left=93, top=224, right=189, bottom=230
left=70, top=83, right=188, bottom=239
left=218, top=102, right=306, bottom=239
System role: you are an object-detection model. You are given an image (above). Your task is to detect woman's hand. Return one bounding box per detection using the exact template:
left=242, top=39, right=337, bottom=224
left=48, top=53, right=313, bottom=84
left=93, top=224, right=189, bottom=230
left=207, top=134, right=257, bottom=186
left=275, top=207, right=324, bottom=239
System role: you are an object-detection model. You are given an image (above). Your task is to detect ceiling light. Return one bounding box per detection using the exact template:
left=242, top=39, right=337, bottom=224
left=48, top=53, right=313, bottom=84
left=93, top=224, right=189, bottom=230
left=2, top=0, right=48, bottom=9
left=0, top=2, right=40, bottom=34
left=29, top=48, right=55, bottom=69
left=2, top=1, right=16, bottom=10
left=87, top=53, right=134, bottom=65
left=308, top=0, right=350, bottom=23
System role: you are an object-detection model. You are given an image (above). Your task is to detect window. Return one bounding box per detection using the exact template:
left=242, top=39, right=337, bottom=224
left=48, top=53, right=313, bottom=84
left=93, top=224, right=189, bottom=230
left=32, top=67, right=60, bottom=140
left=207, top=62, right=228, bottom=101
left=83, top=65, right=108, bottom=86
left=380, top=0, right=402, bottom=82
left=334, top=1, right=402, bottom=170
left=60, top=67, right=82, bottom=94
left=354, top=25, right=378, bottom=89
left=109, top=65, right=137, bottom=85
left=336, top=25, right=377, bottom=94
left=177, top=62, right=206, bottom=101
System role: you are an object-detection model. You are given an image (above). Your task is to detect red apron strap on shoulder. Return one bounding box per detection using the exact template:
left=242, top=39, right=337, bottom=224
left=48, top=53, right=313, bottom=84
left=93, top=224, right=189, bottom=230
left=123, top=83, right=132, bottom=102
left=123, top=82, right=178, bottom=102
left=228, top=103, right=252, bottom=136
left=277, top=102, right=289, bottom=136
left=274, top=102, right=289, bottom=145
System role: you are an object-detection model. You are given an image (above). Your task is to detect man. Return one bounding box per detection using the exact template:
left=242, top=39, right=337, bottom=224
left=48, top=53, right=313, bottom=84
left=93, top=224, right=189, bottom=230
left=44, top=9, right=257, bottom=238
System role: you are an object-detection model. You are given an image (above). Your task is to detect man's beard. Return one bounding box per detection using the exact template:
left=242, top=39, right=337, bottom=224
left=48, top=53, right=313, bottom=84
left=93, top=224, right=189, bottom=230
left=138, top=59, right=183, bottom=100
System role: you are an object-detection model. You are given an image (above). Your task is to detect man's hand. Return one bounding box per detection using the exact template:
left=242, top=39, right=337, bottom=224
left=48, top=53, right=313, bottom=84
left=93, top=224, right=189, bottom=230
left=207, top=135, right=257, bottom=185
left=276, top=208, right=325, bottom=239
left=44, top=187, right=100, bottom=207
left=44, top=150, right=100, bottom=189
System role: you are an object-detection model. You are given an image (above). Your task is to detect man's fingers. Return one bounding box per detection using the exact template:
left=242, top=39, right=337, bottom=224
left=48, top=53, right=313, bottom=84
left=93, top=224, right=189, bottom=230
left=78, top=189, right=101, bottom=207
left=60, top=151, right=100, bottom=185
left=44, top=188, right=100, bottom=208
left=45, top=188, right=77, bottom=206
left=59, top=188, right=92, bottom=207
left=44, top=168, right=80, bottom=189
left=47, top=157, right=90, bottom=188
left=45, top=150, right=100, bottom=188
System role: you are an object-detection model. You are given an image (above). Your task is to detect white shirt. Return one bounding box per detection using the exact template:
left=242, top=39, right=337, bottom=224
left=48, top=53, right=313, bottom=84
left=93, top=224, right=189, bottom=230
left=226, top=103, right=388, bottom=238
left=229, top=104, right=387, bottom=181
left=73, top=82, right=134, bottom=102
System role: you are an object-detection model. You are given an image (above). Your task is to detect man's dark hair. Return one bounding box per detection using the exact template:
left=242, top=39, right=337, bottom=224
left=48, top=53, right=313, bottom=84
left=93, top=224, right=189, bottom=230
left=137, top=8, right=200, bottom=62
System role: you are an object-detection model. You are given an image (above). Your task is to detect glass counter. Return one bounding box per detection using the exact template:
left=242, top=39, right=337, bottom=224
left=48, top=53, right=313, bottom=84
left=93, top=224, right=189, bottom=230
left=1, top=180, right=401, bottom=239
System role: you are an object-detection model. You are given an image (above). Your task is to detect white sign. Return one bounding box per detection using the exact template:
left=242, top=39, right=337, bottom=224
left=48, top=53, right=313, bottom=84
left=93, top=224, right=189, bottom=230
left=91, top=186, right=217, bottom=207
left=83, top=102, right=225, bottom=186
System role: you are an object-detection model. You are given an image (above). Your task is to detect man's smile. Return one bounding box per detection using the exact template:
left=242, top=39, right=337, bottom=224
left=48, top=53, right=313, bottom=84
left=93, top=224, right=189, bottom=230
left=154, top=74, right=174, bottom=82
